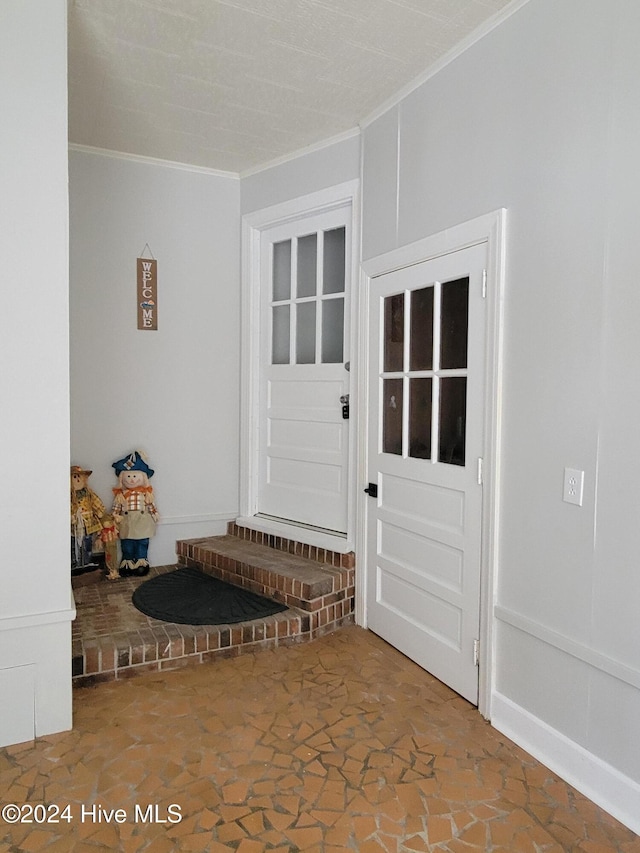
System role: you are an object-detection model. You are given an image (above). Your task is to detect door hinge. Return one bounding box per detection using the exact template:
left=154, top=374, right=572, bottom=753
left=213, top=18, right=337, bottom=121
left=477, top=457, right=484, bottom=486
left=473, top=639, right=480, bottom=667
left=482, top=269, right=487, bottom=298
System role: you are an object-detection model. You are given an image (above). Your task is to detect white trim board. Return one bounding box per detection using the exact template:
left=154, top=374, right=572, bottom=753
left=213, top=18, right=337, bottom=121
left=0, top=601, right=76, bottom=633
left=158, top=512, right=237, bottom=527
left=239, top=128, right=361, bottom=179
left=496, top=604, right=640, bottom=692
left=492, top=692, right=640, bottom=836
left=70, top=128, right=362, bottom=182
left=68, top=144, right=240, bottom=179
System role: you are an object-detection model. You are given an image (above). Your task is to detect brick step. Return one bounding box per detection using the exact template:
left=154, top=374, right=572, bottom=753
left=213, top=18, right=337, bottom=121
left=72, top=526, right=356, bottom=685
left=176, top=526, right=356, bottom=636
left=72, top=571, right=313, bottom=686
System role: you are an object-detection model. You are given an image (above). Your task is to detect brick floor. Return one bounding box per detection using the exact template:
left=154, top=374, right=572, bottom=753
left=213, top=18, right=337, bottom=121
left=72, top=564, right=353, bottom=685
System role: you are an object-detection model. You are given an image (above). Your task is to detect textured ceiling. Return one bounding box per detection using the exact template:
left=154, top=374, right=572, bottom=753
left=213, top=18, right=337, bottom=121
left=68, top=0, right=514, bottom=174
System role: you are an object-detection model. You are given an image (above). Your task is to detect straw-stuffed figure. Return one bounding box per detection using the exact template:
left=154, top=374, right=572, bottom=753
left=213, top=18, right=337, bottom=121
left=71, top=465, right=106, bottom=570
left=111, top=451, right=159, bottom=577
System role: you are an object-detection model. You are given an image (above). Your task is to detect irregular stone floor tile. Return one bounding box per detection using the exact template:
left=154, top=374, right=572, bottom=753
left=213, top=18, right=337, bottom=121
left=1, top=626, right=638, bottom=851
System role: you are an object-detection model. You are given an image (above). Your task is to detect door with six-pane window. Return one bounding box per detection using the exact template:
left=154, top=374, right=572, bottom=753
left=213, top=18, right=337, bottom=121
left=366, top=243, right=487, bottom=704
left=258, top=206, right=350, bottom=533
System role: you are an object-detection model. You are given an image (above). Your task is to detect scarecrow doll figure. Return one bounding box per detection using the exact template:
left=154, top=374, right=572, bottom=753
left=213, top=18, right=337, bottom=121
left=112, top=451, right=159, bottom=577
left=71, top=465, right=107, bottom=571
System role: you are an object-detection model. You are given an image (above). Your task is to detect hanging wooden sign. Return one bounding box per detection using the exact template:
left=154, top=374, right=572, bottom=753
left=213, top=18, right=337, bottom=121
left=137, top=257, right=158, bottom=330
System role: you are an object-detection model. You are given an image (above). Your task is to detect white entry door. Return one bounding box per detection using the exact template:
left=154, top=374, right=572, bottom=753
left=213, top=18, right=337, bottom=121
left=366, top=243, right=487, bottom=704
left=258, top=206, right=351, bottom=534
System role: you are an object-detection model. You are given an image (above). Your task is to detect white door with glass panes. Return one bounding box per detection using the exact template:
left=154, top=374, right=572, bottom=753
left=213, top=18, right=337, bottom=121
left=258, top=206, right=350, bottom=533
left=366, top=243, right=487, bottom=705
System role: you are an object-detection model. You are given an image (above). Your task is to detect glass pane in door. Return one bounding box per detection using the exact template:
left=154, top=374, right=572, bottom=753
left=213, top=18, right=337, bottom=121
left=439, top=377, right=466, bottom=465
left=321, top=298, right=344, bottom=363
left=384, top=294, right=404, bottom=372
left=296, top=302, right=316, bottom=364
left=323, top=227, right=346, bottom=294
left=273, top=240, right=291, bottom=301
left=383, top=378, right=403, bottom=455
left=272, top=305, right=290, bottom=364
left=410, top=286, right=434, bottom=371
left=440, top=277, right=469, bottom=369
left=409, top=378, right=432, bottom=459
left=297, top=234, right=317, bottom=298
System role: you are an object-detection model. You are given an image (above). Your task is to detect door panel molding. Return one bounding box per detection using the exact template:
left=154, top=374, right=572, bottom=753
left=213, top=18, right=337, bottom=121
left=357, top=210, right=506, bottom=719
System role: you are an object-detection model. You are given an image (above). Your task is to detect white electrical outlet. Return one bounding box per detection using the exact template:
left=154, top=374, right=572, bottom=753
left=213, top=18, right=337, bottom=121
left=563, top=468, right=584, bottom=506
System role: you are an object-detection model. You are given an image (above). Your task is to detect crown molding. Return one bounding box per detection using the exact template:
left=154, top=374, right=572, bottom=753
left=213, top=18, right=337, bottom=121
left=239, top=127, right=361, bottom=179
left=360, top=0, right=533, bottom=130
left=68, top=143, right=240, bottom=179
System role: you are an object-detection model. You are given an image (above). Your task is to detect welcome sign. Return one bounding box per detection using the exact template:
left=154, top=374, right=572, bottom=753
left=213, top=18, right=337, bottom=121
left=137, top=258, right=158, bottom=330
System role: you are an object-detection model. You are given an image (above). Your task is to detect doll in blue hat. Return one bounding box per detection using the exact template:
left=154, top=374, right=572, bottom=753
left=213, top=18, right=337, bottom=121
left=111, top=451, right=159, bottom=577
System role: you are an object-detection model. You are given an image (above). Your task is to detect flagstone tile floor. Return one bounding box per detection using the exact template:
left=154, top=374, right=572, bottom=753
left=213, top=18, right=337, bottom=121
left=2, top=626, right=639, bottom=852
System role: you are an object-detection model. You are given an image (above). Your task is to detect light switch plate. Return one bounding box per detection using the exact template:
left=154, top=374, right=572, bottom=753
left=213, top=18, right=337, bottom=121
left=563, top=468, right=584, bottom=506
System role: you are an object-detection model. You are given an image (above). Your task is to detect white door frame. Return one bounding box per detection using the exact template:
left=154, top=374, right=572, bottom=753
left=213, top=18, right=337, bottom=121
left=356, top=210, right=506, bottom=719
left=239, top=180, right=361, bottom=553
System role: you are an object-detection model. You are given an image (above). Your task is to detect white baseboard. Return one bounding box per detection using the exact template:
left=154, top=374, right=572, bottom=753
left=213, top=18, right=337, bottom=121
left=491, top=691, right=640, bottom=835
left=152, top=513, right=236, bottom=565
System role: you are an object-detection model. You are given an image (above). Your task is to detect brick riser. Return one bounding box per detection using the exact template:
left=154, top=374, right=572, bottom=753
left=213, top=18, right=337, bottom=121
left=72, top=602, right=323, bottom=687
left=226, top=522, right=355, bottom=569
left=176, top=524, right=356, bottom=639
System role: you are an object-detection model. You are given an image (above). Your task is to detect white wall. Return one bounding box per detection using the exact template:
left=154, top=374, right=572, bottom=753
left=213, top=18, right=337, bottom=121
left=361, top=0, right=640, bottom=831
left=69, top=151, right=241, bottom=564
left=0, top=0, right=74, bottom=745
left=241, top=133, right=360, bottom=215
left=591, top=0, right=640, bottom=773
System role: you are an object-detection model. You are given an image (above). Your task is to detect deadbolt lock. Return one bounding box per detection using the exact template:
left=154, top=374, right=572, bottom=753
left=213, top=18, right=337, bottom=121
left=340, top=393, right=350, bottom=420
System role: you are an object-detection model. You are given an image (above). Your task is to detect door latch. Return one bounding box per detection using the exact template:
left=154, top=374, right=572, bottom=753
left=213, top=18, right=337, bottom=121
left=364, top=483, right=378, bottom=498
left=340, top=393, right=350, bottom=420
